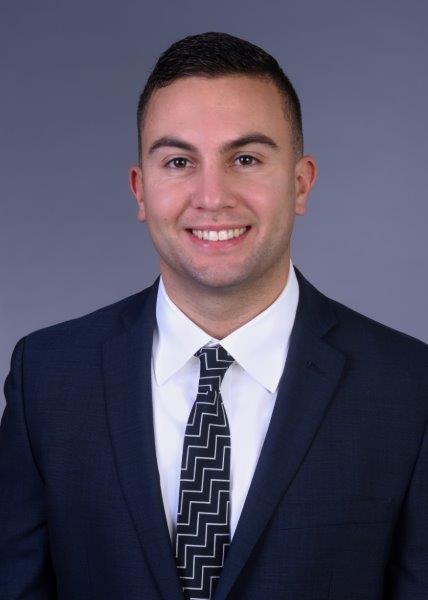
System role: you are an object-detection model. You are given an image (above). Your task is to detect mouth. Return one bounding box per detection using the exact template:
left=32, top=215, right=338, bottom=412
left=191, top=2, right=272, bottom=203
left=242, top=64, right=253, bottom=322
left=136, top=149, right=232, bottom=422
left=186, top=226, right=250, bottom=242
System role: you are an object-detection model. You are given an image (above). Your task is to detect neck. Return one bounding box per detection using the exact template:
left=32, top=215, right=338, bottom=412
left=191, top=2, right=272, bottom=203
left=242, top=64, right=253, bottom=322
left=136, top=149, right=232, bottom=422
left=160, top=260, right=291, bottom=339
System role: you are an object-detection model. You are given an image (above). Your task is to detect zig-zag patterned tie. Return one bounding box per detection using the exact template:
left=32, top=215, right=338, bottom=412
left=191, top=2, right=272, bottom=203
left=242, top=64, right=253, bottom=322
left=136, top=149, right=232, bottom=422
left=175, top=344, right=235, bottom=600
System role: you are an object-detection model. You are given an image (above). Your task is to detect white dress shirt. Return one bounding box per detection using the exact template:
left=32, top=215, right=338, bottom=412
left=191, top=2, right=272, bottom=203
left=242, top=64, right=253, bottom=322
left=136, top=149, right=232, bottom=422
left=151, top=259, right=299, bottom=541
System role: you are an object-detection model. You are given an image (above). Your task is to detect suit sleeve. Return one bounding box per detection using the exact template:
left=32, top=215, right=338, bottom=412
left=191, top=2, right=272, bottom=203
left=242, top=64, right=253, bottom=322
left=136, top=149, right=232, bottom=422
left=383, top=413, right=428, bottom=599
left=0, top=336, right=57, bottom=599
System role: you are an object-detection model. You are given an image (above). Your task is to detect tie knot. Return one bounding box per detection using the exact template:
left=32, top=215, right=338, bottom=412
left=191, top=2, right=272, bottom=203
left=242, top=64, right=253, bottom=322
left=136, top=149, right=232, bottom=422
left=194, top=344, right=235, bottom=394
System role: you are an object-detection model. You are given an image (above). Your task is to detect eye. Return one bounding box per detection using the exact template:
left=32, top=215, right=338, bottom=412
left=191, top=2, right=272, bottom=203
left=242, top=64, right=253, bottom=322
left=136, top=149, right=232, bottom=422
left=234, top=154, right=259, bottom=167
left=164, top=157, right=190, bottom=169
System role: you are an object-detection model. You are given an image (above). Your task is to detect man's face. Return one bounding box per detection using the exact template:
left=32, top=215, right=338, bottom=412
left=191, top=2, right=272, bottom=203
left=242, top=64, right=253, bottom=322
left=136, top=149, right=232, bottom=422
left=130, top=75, right=316, bottom=293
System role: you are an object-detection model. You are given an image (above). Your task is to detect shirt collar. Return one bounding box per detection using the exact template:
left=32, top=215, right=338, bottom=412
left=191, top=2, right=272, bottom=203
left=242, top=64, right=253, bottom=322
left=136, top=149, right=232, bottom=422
left=153, top=258, right=299, bottom=393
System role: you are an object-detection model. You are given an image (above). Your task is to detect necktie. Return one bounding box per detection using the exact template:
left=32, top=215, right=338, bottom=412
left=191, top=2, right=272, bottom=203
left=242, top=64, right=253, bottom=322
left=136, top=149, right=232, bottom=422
left=175, top=344, right=235, bottom=600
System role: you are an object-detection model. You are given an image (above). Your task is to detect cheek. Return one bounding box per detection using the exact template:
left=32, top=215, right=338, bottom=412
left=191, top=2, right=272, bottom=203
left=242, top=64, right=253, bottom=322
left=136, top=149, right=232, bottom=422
left=245, top=173, right=294, bottom=210
left=144, top=186, right=184, bottom=227
left=250, top=188, right=293, bottom=230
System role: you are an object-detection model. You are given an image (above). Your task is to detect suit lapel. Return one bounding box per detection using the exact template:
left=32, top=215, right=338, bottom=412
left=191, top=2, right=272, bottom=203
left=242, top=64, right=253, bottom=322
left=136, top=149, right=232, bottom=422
left=214, top=267, right=346, bottom=600
left=102, top=279, right=183, bottom=600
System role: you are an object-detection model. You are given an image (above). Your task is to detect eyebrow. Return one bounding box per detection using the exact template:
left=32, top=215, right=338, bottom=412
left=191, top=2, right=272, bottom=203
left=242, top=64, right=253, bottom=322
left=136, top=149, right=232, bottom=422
left=147, top=132, right=280, bottom=156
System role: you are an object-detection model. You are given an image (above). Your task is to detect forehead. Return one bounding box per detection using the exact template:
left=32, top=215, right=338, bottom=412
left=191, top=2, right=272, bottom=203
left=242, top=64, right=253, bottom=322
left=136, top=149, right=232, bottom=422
left=140, top=75, right=290, bottom=151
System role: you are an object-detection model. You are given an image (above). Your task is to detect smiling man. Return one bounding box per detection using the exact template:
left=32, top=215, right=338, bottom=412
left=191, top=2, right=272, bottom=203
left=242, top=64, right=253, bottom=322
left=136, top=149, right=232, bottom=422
left=1, top=32, right=427, bottom=600
left=129, top=73, right=315, bottom=338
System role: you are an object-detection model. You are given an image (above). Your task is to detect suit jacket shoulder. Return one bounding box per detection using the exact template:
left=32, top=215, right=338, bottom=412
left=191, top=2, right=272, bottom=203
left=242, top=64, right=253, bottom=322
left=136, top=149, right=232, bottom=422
left=294, top=269, right=427, bottom=366
left=328, top=294, right=427, bottom=361
left=19, top=284, right=155, bottom=354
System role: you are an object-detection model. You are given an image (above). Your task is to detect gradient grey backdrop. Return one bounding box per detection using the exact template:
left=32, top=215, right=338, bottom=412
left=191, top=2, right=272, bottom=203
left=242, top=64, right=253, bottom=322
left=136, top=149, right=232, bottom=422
left=1, top=1, right=427, bottom=414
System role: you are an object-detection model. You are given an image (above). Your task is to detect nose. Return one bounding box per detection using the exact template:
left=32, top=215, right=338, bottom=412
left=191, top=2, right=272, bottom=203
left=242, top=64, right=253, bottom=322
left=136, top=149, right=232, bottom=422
left=190, top=165, right=237, bottom=212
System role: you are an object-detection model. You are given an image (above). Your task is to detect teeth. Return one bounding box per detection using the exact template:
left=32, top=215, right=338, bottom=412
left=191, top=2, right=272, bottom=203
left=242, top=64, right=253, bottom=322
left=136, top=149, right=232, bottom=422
left=191, top=227, right=247, bottom=241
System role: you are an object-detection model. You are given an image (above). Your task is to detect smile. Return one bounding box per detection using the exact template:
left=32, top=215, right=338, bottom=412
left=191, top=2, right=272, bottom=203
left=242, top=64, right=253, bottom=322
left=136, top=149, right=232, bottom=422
left=191, top=227, right=248, bottom=241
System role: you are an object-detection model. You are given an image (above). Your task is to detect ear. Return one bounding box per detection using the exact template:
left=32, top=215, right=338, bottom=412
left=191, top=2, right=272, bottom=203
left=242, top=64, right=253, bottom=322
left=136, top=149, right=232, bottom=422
left=129, top=165, right=146, bottom=222
left=294, top=155, right=317, bottom=216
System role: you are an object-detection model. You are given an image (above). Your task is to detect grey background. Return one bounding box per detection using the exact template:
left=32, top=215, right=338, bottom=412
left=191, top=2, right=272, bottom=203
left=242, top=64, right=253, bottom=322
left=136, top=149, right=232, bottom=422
left=1, top=1, right=427, bottom=414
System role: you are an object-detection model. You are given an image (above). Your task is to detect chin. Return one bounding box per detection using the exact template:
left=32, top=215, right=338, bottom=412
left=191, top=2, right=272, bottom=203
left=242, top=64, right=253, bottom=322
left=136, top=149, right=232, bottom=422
left=187, top=268, right=253, bottom=291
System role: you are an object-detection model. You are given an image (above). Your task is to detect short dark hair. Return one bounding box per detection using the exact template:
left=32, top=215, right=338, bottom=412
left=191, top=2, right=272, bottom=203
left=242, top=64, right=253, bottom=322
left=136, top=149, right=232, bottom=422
left=136, top=32, right=303, bottom=163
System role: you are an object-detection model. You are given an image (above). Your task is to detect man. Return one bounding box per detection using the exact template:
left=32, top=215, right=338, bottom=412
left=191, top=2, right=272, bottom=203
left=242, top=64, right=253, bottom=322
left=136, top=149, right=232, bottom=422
left=0, top=31, right=427, bottom=600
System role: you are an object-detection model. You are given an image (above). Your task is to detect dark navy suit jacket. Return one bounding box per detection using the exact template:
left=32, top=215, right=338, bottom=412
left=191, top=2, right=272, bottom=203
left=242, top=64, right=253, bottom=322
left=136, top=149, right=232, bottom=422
left=1, top=266, right=427, bottom=599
